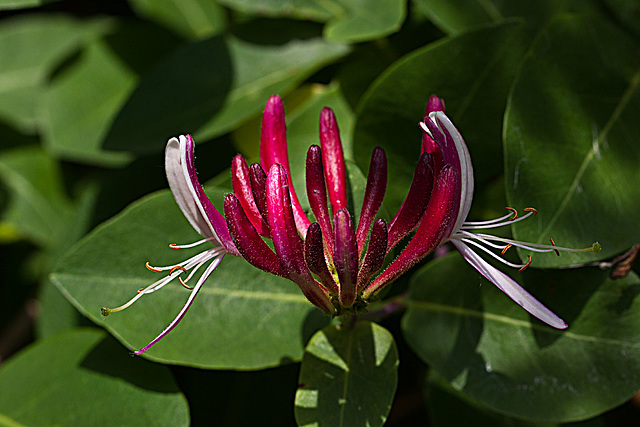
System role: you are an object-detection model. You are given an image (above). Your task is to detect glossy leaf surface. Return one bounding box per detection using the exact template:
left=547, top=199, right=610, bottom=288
left=505, top=15, right=640, bottom=267
left=0, top=329, right=189, bottom=426
left=295, top=320, right=399, bottom=427
left=403, top=253, right=640, bottom=422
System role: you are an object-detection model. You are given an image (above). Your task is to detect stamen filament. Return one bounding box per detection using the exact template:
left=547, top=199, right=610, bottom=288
left=134, top=256, right=223, bottom=355
left=169, top=237, right=218, bottom=249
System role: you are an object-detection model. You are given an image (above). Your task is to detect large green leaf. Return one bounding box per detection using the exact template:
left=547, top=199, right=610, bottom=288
left=412, top=0, right=599, bottom=34
left=504, top=15, right=640, bottom=267
left=217, top=0, right=405, bottom=42
left=0, top=146, right=94, bottom=251
left=295, top=320, right=399, bottom=426
left=354, top=22, right=528, bottom=214
left=0, top=0, right=59, bottom=10
left=128, top=0, right=226, bottom=40
left=425, top=369, right=560, bottom=427
left=40, top=22, right=182, bottom=166
left=0, top=14, right=111, bottom=133
left=0, top=328, right=189, bottom=426
left=602, top=0, right=640, bottom=36
left=51, top=188, right=329, bottom=369
left=403, top=253, right=640, bottom=422
left=102, top=33, right=350, bottom=154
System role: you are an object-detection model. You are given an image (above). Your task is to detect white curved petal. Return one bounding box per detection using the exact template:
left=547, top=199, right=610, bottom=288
left=165, top=136, right=218, bottom=242
left=452, top=240, right=568, bottom=329
left=430, top=112, right=474, bottom=233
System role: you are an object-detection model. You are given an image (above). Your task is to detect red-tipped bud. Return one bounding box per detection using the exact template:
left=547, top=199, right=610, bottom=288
left=320, top=107, right=348, bottom=213
left=224, top=194, right=283, bottom=276
left=260, top=95, right=310, bottom=235
left=387, top=152, right=435, bottom=249
left=357, top=219, right=388, bottom=292
left=333, top=209, right=358, bottom=308
left=232, top=155, right=270, bottom=237
left=355, top=146, right=387, bottom=255
left=304, top=223, right=339, bottom=295
left=249, top=163, right=269, bottom=221
left=306, top=145, right=334, bottom=255
left=266, top=164, right=334, bottom=314
left=363, top=165, right=458, bottom=298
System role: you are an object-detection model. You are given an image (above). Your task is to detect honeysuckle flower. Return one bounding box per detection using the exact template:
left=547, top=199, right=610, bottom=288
left=101, top=135, right=240, bottom=355
left=103, top=94, right=600, bottom=355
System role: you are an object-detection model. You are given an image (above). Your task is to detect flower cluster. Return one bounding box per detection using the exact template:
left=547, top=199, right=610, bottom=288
left=102, top=95, right=599, bottom=355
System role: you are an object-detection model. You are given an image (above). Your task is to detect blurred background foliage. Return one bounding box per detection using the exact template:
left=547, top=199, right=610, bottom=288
left=1, top=0, right=639, bottom=425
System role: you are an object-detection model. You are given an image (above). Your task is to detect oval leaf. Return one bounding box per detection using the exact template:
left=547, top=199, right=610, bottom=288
left=354, top=22, right=528, bottom=214
left=51, top=188, right=328, bottom=369
left=0, top=15, right=111, bottom=133
left=403, top=253, right=640, bottom=422
left=0, top=328, right=189, bottom=426
left=295, top=321, right=399, bottom=427
left=413, top=0, right=599, bottom=34
left=505, top=15, right=640, bottom=267
left=129, top=0, right=226, bottom=40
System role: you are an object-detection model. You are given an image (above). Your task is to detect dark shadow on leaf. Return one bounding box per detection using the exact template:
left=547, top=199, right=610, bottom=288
left=102, top=19, right=184, bottom=76
left=300, top=307, right=330, bottom=348
left=79, top=334, right=180, bottom=394
left=524, top=267, right=604, bottom=348
left=296, top=321, right=398, bottom=426
left=102, top=36, right=233, bottom=154
left=231, top=19, right=324, bottom=45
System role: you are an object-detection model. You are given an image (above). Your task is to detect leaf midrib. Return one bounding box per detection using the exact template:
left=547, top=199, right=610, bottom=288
left=536, top=69, right=640, bottom=242
left=408, top=300, right=640, bottom=348
left=51, top=272, right=310, bottom=304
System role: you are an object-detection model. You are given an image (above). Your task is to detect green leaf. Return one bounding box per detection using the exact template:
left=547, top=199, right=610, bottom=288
left=295, top=320, right=399, bottom=427
left=602, top=0, right=640, bottom=36
left=51, top=188, right=329, bottom=369
left=217, top=0, right=405, bottom=42
left=354, top=21, right=528, bottom=214
left=322, top=0, right=406, bottom=43
left=403, top=253, right=640, bottom=422
left=0, top=147, right=91, bottom=251
left=40, top=21, right=183, bottom=166
left=413, top=0, right=599, bottom=34
left=0, top=0, right=59, bottom=10
left=425, top=369, right=560, bottom=427
left=215, top=0, right=333, bottom=21
left=0, top=328, right=189, bottom=426
left=0, top=15, right=111, bottom=133
left=504, top=15, right=640, bottom=267
left=128, top=0, right=226, bottom=40
left=103, top=33, right=350, bottom=154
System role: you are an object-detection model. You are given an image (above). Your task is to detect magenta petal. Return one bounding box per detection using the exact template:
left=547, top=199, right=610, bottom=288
left=355, top=147, right=387, bottom=255
left=224, top=194, right=283, bottom=277
left=304, top=223, right=339, bottom=295
left=357, top=218, right=388, bottom=292
left=165, top=136, right=238, bottom=256
left=388, top=152, right=435, bottom=249
left=363, top=166, right=458, bottom=298
left=267, top=164, right=334, bottom=314
left=320, top=107, right=348, bottom=213
left=232, top=155, right=270, bottom=237
left=426, top=94, right=445, bottom=114
left=333, top=209, right=358, bottom=307
left=306, top=145, right=334, bottom=255
left=452, top=240, right=567, bottom=329
left=260, top=95, right=311, bottom=235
